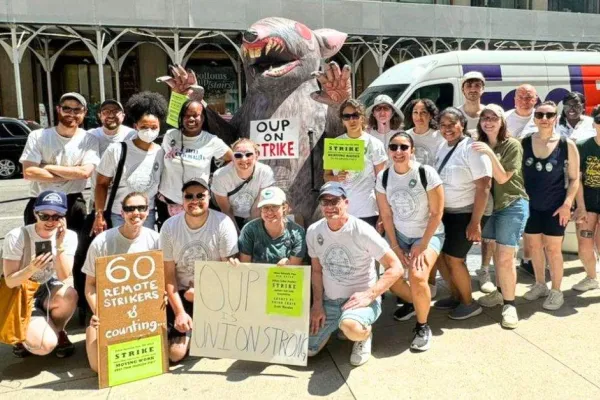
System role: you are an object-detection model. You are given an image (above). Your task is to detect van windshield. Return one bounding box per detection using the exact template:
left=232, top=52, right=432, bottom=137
left=358, top=84, right=409, bottom=108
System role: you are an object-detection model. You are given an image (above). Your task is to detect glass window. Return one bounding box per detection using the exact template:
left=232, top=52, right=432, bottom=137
left=357, top=84, right=409, bottom=109
left=472, top=0, right=530, bottom=8
left=405, top=83, right=454, bottom=111
left=549, top=0, right=599, bottom=13
left=0, top=122, right=28, bottom=137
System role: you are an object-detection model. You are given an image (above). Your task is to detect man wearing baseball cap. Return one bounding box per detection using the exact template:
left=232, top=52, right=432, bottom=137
left=88, top=99, right=136, bottom=157
left=458, top=71, right=486, bottom=135
left=306, top=182, right=403, bottom=366
left=159, top=178, right=238, bottom=363
left=3, top=190, right=79, bottom=358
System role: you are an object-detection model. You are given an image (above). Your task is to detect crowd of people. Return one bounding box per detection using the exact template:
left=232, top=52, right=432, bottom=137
left=2, top=68, right=600, bottom=371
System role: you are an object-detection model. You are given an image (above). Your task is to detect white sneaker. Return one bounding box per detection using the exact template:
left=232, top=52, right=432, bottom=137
left=543, top=289, right=564, bottom=310
left=572, top=276, right=600, bottom=292
left=476, top=268, right=496, bottom=294
left=429, top=283, right=437, bottom=299
left=350, top=335, right=372, bottom=366
left=478, top=290, right=504, bottom=308
left=501, top=305, right=519, bottom=329
left=523, top=283, right=550, bottom=301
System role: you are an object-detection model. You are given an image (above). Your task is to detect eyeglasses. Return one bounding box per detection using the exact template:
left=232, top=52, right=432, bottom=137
left=122, top=205, right=148, bottom=213
left=341, top=112, right=361, bottom=121
left=563, top=103, right=583, bottom=111
left=233, top=152, right=254, bottom=159
left=374, top=105, right=391, bottom=113
left=183, top=193, right=208, bottom=201
left=261, top=205, right=281, bottom=213
left=388, top=143, right=410, bottom=152
left=319, top=198, right=342, bottom=207
left=37, top=213, right=65, bottom=222
left=60, top=106, right=85, bottom=115
left=534, top=111, right=557, bottom=120
left=481, top=116, right=500, bottom=123
left=101, top=109, right=122, bottom=116
left=593, top=115, right=600, bottom=124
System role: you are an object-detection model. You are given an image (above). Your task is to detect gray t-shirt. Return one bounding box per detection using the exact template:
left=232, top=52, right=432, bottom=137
left=406, top=128, right=445, bottom=166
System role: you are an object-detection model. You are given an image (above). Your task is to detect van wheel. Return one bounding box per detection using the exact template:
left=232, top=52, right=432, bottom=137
left=0, top=158, right=19, bottom=179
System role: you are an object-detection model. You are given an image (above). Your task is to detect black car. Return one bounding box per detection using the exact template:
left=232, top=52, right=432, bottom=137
left=0, top=117, right=42, bottom=179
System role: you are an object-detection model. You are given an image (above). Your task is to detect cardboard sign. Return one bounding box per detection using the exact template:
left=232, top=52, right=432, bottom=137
left=96, top=250, right=168, bottom=388
left=250, top=118, right=299, bottom=160
left=189, top=262, right=310, bottom=366
left=324, top=138, right=365, bottom=171
left=166, top=92, right=188, bottom=127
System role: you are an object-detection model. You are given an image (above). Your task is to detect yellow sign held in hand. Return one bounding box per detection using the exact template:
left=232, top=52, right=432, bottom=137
left=324, top=138, right=365, bottom=171
left=166, top=92, right=189, bottom=127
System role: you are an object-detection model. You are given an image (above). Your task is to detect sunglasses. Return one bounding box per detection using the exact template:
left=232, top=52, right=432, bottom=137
left=534, top=111, right=557, bottom=119
left=60, top=105, right=85, bottom=115
left=374, top=105, right=392, bottom=112
left=122, top=205, right=148, bottom=213
left=184, top=193, right=208, bottom=201
left=341, top=112, right=361, bottom=121
left=319, top=198, right=342, bottom=207
left=388, top=143, right=411, bottom=152
left=233, top=152, right=254, bottom=159
left=594, top=115, right=600, bottom=124
left=37, top=213, right=65, bottom=222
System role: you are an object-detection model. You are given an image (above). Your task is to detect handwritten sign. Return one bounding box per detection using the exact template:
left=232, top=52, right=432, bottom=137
left=324, top=138, right=365, bottom=171
left=166, top=92, right=188, bottom=127
left=190, top=262, right=310, bottom=366
left=96, top=250, right=168, bottom=388
left=250, top=118, right=299, bottom=160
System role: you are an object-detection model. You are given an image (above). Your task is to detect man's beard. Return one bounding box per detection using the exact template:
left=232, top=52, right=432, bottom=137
left=103, top=121, right=119, bottom=130
left=58, top=114, right=80, bottom=128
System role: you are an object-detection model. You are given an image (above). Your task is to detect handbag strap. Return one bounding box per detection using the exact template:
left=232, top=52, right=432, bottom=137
left=437, top=137, right=465, bottom=174
left=20, top=227, right=31, bottom=270
left=106, top=142, right=128, bottom=213
left=227, top=168, right=255, bottom=197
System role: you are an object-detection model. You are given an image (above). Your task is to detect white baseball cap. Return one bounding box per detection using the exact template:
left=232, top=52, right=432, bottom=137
left=257, top=187, right=287, bottom=208
left=461, top=71, right=485, bottom=86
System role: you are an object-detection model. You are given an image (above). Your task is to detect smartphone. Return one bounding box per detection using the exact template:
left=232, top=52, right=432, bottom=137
left=35, top=240, right=52, bottom=257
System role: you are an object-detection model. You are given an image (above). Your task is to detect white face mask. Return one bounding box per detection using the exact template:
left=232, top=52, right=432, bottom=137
left=137, top=128, right=159, bottom=143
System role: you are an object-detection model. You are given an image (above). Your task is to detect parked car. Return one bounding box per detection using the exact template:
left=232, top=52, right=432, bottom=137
left=0, top=117, right=41, bottom=179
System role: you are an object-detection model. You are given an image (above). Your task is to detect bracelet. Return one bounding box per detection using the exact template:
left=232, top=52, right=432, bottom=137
left=95, top=211, right=104, bottom=217
left=391, top=244, right=400, bottom=250
left=56, top=245, right=65, bottom=253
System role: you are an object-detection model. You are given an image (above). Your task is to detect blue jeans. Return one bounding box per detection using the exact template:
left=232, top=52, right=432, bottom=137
left=308, top=297, right=381, bottom=352
left=482, top=198, right=529, bottom=247
left=111, top=212, right=156, bottom=230
left=395, top=229, right=444, bottom=254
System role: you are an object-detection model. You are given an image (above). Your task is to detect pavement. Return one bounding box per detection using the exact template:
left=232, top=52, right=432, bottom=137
left=1, top=178, right=600, bottom=399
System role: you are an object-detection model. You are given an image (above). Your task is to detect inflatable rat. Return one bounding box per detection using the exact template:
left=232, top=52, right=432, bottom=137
left=160, top=17, right=351, bottom=224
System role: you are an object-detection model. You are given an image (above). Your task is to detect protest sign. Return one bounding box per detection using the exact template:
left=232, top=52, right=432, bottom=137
left=323, top=138, right=365, bottom=171
left=96, top=250, right=168, bottom=388
left=250, top=118, right=299, bottom=160
left=166, top=92, right=188, bottom=127
left=190, top=262, right=310, bottom=366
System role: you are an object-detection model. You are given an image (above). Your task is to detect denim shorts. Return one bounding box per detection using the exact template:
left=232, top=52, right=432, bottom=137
left=308, top=297, right=381, bottom=352
left=395, top=229, right=444, bottom=255
left=482, top=198, right=529, bottom=247
left=111, top=212, right=156, bottom=230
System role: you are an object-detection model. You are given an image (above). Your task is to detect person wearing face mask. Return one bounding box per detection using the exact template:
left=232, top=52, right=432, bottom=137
left=211, top=138, right=275, bottom=231
left=3, top=190, right=79, bottom=359
left=156, top=100, right=233, bottom=227
left=365, top=94, right=404, bottom=147
left=93, top=92, right=167, bottom=233
left=557, top=92, right=595, bottom=142
left=82, top=192, right=160, bottom=372
left=457, top=71, right=486, bottom=136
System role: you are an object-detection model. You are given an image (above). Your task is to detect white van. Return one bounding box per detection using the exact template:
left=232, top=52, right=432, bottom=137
left=358, top=50, right=600, bottom=253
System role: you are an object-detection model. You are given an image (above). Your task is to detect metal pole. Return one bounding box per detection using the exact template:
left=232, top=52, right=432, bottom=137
left=11, top=26, right=24, bottom=119
left=96, top=29, right=105, bottom=102
left=113, top=47, right=120, bottom=102
left=236, top=60, right=242, bottom=110
left=44, top=40, right=54, bottom=126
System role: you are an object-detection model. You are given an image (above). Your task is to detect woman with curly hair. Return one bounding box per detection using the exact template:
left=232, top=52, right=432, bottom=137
left=404, top=99, right=444, bottom=167
left=92, top=91, right=167, bottom=233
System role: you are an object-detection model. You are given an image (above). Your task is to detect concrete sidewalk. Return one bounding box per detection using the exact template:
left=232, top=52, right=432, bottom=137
left=1, top=255, right=600, bottom=400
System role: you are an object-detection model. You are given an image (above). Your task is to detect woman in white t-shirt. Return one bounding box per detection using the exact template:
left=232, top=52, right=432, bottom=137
left=93, top=92, right=167, bottom=234
left=556, top=91, right=595, bottom=142
left=365, top=94, right=404, bottom=147
left=156, top=100, right=233, bottom=227
left=211, top=138, right=275, bottom=231
left=324, top=99, right=388, bottom=231
left=375, top=132, right=444, bottom=351
left=404, top=98, right=444, bottom=167
left=82, top=192, right=160, bottom=372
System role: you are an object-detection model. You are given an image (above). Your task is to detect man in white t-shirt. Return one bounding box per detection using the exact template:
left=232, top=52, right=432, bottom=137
left=457, top=71, right=486, bottom=136
left=159, top=178, right=238, bottom=363
left=306, top=182, right=403, bottom=366
left=505, top=84, right=538, bottom=140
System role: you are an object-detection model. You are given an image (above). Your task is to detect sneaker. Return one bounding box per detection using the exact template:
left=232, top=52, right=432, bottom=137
left=396, top=296, right=405, bottom=307
left=478, top=290, right=504, bottom=308
left=448, top=302, right=483, bottom=320
left=393, top=303, right=416, bottom=321
left=433, top=297, right=460, bottom=310
left=501, top=305, right=519, bottom=329
left=12, top=343, right=30, bottom=358
left=520, top=259, right=534, bottom=276
left=572, top=276, right=600, bottom=292
left=410, top=324, right=432, bottom=351
left=55, top=331, right=75, bottom=358
left=350, top=335, right=372, bottom=366
left=429, top=283, right=437, bottom=299
left=476, top=268, right=496, bottom=294
left=542, top=289, right=564, bottom=310
left=523, top=283, right=549, bottom=301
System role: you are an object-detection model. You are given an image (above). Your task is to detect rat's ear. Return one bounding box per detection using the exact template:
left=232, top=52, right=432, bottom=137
left=314, top=29, right=347, bottom=59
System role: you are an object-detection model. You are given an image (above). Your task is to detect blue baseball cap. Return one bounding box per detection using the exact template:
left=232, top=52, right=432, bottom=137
left=34, top=190, right=68, bottom=214
left=318, top=182, right=347, bottom=200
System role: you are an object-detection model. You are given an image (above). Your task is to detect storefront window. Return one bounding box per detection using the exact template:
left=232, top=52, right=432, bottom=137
left=549, top=0, right=599, bottom=13
left=188, top=61, right=241, bottom=117
left=471, top=0, right=530, bottom=8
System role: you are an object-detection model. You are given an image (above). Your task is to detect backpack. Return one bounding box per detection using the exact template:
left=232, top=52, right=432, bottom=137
left=382, top=164, right=428, bottom=191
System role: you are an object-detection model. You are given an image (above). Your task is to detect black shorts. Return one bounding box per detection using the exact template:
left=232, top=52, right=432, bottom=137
left=441, top=212, right=489, bottom=259
left=584, top=189, right=600, bottom=215
left=524, top=208, right=566, bottom=237
left=32, top=277, right=64, bottom=317
left=167, top=290, right=194, bottom=339
left=360, top=215, right=379, bottom=229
